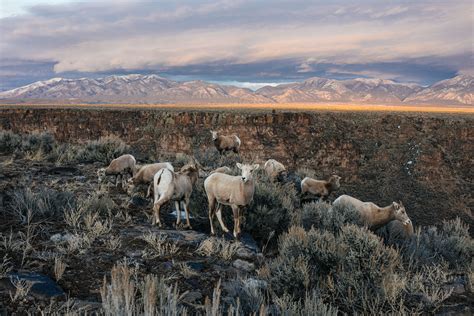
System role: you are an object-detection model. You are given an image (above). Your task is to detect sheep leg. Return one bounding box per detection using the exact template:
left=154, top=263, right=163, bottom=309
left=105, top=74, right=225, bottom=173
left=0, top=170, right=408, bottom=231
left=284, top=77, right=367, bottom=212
left=152, top=202, right=163, bottom=227
left=175, top=201, right=182, bottom=227
left=182, top=200, right=192, bottom=230
left=208, top=197, right=217, bottom=235
left=231, top=205, right=241, bottom=240
left=215, top=204, right=230, bottom=233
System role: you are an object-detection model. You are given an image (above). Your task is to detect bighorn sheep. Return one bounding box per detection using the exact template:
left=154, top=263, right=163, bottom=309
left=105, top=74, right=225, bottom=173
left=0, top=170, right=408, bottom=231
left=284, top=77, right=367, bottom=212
left=204, top=163, right=259, bottom=239
left=97, top=154, right=137, bottom=188
left=211, top=131, right=241, bottom=155
left=127, top=162, right=174, bottom=196
left=301, top=175, right=341, bottom=201
left=263, top=159, right=286, bottom=180
left=332, top=194, right=411, bottom=231
left=151, top=162, right=199, bottom=228
left=209, top=166, right=232, bottom=175
left=383, top=219, right=414, bottom=241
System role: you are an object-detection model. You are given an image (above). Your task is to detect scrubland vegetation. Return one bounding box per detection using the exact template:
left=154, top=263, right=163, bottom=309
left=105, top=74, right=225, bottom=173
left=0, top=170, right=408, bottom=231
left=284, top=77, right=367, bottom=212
left=0, top=129, right=472, bottom=315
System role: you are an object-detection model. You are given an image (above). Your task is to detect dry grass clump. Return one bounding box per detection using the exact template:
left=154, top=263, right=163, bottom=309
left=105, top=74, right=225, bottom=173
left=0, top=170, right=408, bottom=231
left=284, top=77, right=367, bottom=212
left=141, top=232, right=180, bottom=258
left=10, top=188, right=75, bottom=224
left=75, top=135, right=129, bottom=163
left=196, top=237, right=239, bottom=262
left=100, top=260, right=188, bottom=316
left=54, top=256, right=67, bottom=281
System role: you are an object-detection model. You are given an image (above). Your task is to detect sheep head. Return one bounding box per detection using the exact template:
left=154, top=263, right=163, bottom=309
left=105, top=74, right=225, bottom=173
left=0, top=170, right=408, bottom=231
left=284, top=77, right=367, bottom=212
left=392, top=201, right=410, bottom=226
left=237, top=163, right=259, bottom=183
left=210, top=130, right=219, bottom=140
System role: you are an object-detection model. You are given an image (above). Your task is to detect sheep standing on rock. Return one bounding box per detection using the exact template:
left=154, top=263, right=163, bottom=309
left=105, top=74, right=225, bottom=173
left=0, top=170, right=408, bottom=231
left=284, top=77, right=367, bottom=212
left=264, top=159, right=286, bottom=180
left=204, top=163, right=259, bottom=239
left=301, top=175, right=341, bottom=201
left=332, top=194, right=411, bottom=231
left=127, top=162, right=174, bottom=197
left=97, top=154, right=137, bottom=188
left=211, top=131, right=241, bottom=155
left=152, top=162, right=199, bottom=228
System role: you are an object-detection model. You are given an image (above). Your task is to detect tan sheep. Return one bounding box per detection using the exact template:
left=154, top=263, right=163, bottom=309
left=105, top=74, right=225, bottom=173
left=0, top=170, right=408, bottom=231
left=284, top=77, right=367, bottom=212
left=332, top=194, right=411, bottom=231
left=209, top=166, right=232, bottom=175
left=263, top=159, right=286, bottom=180
left=97, top=154, right=136, bottom=188
left=211, top=130, right=241, bottom=155
left=204, top=163, right=259, bottom=239
left=301, top=175, right=341, bottom=201
left=127, top=162, right=174, bottom=196
left=151, top=162, right=199, bottom=228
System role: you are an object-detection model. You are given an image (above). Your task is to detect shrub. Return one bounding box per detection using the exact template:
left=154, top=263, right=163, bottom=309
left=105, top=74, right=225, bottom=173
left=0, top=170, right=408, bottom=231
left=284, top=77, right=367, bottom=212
left=401, top=218, right=474, bottom=270
left=21, top=131, right=56, bottom=154
left=245, top=173, right=298, bottom=247
left=275, top=291, right=339, bottom=316
left=294, top=201, right=363, bottom=233
left=0, top=130, right=21, bottom=154
left=267, top=225, right=406, bottom=314
left=75, top=135, right=129, bottom=163
left=9, top=188, right=75, bottom=223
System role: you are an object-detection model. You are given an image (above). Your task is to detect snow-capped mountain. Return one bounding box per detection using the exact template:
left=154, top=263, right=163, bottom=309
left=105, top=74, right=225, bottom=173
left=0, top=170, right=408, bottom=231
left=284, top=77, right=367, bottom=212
left=404, top=75, right=473, bottom=105
left=0, top=74, right=472, bottom=105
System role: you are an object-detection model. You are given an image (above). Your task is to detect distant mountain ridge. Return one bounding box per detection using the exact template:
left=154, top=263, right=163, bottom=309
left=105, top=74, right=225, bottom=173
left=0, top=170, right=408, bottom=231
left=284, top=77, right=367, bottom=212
left=0, top=74, right=472, bottom=105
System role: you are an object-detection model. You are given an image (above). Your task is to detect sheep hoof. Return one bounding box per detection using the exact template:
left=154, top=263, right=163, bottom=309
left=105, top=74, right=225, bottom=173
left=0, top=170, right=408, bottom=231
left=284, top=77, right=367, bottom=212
left=184, top=224, right=193, bottom=230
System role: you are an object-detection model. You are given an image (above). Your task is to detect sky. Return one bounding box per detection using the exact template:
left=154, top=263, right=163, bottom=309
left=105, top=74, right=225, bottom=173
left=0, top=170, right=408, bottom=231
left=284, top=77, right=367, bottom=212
left=0, top=0, right=472, bottom=91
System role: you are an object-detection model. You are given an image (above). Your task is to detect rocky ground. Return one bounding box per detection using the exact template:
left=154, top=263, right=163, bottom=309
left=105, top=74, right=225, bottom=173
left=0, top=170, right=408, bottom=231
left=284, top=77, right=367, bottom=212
left=0, top=155, right=265, bottom=314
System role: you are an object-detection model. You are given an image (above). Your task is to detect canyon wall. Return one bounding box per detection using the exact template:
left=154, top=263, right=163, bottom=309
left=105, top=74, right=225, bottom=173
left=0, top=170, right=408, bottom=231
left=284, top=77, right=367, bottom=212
left=1, top=107, right=472, bottom=229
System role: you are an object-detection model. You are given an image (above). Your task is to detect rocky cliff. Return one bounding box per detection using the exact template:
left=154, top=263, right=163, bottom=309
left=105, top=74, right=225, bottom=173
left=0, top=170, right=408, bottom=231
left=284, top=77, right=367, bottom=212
left=1, top=107, right=472, bottom=230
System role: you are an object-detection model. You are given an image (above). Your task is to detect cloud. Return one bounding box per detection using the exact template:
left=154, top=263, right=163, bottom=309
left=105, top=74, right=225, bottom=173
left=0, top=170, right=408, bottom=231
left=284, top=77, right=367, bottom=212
left=0, top=0, right=471, bottom=88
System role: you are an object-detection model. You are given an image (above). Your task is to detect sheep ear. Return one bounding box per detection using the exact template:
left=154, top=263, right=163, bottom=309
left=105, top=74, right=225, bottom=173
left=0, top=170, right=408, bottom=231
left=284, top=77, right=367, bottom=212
left=393, top=202, right=399, bottom=210
left=236, top=163, right=243, bottom=169
left=252, top=164, right=260, bottom=171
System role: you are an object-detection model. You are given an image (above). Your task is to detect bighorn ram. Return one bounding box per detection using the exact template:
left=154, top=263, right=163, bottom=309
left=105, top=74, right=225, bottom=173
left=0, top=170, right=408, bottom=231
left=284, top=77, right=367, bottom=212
left=97, top=154, right=137, bottom=188
left=211, top=131, right=241, bottom=155
left=263, top=159, right=286, bottom=180
left=127, top=162, right=174, bottom=196
left=332, top=194, right=411, bottom=231
left=301, top=175, right=341, bottom=201
left=204, top=163, right=259, bottom=239
left=151, top=162, right=199, bottom=228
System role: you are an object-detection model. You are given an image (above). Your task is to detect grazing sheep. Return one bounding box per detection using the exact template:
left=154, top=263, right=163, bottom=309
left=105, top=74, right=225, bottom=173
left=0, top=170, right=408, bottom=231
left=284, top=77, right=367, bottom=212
left=209, top=166, right=232, bottom=175
left=127, top=162, right=174, bottom=196
left=211, top=130, right=241, bottom=155
left=151, top=162, right=199, bottom=228
left=332, top=194, right=411, bottom=231
left=263, top=159, right=286, bottom=180
left=97, top=154, right=136, bottom=188
left=204, top=163, right=259, bottom=239
left=384, top=219, right=414, bottom=241
left=301, top=175, right=341, bottom=201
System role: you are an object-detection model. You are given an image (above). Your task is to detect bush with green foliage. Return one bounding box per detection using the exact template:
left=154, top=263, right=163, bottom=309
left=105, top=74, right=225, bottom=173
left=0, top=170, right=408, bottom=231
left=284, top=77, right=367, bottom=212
left=244, top=173, right=299, bottom=247
left=0, top=130, right=22, bottom=154
left=75, top=135, right=129, bottom=163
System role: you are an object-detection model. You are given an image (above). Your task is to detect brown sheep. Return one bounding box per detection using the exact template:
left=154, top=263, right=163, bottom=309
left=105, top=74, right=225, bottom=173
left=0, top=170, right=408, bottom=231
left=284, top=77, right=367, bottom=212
left=332, top=194, right=411, bottom=231
left=209, top=166, right=232, bottom=175
left=263, top=159, right=286, bottom=180
left=211, top=130, right=241, bottom=155
left=152, top=162, right=199, bottom=228
left=204, top=163, right=259, bottom=239
left=97, top=154, right=136, bottom=188
left=127, top=162, right=174, bottom=196
left=301, top=175, right=341, bottom=201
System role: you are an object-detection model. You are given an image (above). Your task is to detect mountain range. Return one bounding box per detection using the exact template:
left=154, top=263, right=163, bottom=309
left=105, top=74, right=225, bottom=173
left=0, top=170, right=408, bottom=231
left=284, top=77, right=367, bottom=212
left=0, top=74, right=472, bottom=105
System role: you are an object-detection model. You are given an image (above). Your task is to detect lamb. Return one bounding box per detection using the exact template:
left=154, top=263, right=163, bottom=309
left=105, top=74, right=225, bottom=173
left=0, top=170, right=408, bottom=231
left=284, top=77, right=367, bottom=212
left=301, top=175, right=341, bottom=201
left=384, top=219, right=414, bottom=241
left=127, top=162, right=174, bottom=196
left=204, top=163, right=259, bottom=239
left=332, top=194, right=411, bottom=231
left=151, top=162, right=199, bottom=228
left=211, top=130, right=241, bottom=155
left=263, top=159, right=286, bottom=180
left=97, top=154, right=137, bottom=188
left=209, top=166, right=232, bottom=175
